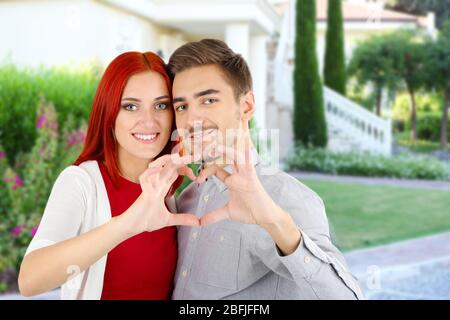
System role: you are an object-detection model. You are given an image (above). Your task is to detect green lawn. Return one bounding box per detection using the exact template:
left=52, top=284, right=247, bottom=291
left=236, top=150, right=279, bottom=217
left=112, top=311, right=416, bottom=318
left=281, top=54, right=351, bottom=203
left=301, top=179, right=450, bottom=252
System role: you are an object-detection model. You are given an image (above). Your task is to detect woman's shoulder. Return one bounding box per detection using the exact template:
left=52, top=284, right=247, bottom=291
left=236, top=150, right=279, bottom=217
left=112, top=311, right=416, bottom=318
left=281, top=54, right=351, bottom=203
left=59, top=161, right=93, bottom=178
left=55, top=161, right=98, bottom=191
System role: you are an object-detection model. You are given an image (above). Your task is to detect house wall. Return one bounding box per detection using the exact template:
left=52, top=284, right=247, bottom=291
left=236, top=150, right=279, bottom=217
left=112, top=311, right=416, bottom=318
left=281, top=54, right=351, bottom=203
left=0, top=0, right=188, bottom=67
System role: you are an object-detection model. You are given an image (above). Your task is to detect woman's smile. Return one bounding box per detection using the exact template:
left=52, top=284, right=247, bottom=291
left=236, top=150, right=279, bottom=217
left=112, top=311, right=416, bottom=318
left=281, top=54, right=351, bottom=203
left=132, top=132, right=160, bottom=144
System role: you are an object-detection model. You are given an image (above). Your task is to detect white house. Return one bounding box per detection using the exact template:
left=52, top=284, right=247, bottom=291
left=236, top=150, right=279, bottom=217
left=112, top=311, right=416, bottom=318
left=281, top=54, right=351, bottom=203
left=0, top=0, right=280, bottom=133
left=0, top=0, right=436, bottom=160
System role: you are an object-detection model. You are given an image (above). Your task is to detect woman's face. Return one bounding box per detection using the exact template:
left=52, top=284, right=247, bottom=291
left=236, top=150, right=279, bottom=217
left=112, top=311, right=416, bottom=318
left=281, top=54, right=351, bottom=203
left=114, top=70, right=173, bottom=163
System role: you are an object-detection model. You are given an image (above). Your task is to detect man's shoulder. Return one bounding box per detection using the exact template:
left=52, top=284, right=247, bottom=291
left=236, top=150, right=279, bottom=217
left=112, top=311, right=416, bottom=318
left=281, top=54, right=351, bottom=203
left=258, top=167, right=323, bottom=204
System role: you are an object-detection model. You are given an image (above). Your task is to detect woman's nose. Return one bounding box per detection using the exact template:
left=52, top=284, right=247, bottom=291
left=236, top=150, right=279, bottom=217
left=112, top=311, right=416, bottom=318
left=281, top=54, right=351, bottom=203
left=140, top=107, right=157, bottom=126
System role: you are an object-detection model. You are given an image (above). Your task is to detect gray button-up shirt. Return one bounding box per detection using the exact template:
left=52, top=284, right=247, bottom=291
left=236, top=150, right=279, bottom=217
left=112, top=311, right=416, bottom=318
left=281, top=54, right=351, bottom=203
left=172, top=160, right=364, bottom=300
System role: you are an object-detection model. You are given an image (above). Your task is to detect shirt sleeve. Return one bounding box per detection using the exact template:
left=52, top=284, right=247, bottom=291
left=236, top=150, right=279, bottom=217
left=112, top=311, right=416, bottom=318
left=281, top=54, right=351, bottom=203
left=24, top=166, right=89, bottom=256
left=165, top=196, right=177, bottom=213
left=252, top=178, right=365, bottom=300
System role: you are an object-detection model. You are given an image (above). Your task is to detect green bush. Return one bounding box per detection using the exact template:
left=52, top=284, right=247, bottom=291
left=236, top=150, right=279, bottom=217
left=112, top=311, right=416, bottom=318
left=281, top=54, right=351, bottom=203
left=0, top=64, right=100, bottom=166
left=286, top=146, right=450, bottom=180
left=403, top=112, right=450, bottom=142
left=0, top=63, right=97, bottom=292
left=0, top=100, right=85, bottom=289
left=391, top=91, right=450, bottom=142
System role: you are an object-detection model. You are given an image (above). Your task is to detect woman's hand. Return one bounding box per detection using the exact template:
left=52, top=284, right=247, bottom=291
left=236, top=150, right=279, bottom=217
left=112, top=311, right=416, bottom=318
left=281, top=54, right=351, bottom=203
left=119, top=154, right=200, bottom=236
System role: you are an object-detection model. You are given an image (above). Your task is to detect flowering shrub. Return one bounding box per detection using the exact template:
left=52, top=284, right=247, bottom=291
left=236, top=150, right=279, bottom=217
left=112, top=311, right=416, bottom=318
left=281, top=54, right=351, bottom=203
left=0, top=99, right=86, bottom=293
left=0, top=63, right=99, bottom=170
left=286, top=145, right=450, bottom=180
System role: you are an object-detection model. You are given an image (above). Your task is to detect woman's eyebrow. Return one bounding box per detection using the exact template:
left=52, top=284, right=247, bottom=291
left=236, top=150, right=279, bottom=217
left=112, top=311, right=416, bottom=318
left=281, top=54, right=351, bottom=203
left=154, top=95, right=170, bottom=101
left=121, top=96, right=170, bottom=102
left=121, top=97, right=141, bottom=102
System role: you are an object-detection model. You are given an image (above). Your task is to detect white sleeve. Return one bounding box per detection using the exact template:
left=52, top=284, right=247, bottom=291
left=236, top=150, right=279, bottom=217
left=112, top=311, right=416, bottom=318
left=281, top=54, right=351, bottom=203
left=25, top=166, right=90, bottom=256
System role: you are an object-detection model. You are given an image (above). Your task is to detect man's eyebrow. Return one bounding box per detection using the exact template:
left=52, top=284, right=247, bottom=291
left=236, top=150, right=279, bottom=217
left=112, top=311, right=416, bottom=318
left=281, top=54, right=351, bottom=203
left=172, top=97, right=186, bottom=104
left=194, top=89, right=220, bottom=98
left=172, top=89, right=220, bottom=104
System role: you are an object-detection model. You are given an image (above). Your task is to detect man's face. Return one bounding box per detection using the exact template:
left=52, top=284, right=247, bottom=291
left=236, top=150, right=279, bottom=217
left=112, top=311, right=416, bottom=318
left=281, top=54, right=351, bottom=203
left=172, top=64, right=249, bottom=162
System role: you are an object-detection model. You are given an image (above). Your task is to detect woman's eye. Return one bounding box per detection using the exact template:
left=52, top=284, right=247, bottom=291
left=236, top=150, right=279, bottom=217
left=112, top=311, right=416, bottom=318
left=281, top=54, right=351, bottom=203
left=123, top=104, right=137, bottom=111
left=204, top=98, right=217, bottom=105
left=175, top=105, right=187, bottom=112
left=155, top=103, right=168, bottom=110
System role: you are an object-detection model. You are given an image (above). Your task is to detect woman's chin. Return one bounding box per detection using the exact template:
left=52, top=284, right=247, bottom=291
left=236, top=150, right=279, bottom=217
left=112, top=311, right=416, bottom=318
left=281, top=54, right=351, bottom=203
left=128, top=148, right=162, bottom=162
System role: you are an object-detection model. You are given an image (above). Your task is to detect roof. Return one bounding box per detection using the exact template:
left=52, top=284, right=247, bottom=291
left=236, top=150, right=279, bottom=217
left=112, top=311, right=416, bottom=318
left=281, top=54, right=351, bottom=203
left=273, top=0, right=426, bottom=26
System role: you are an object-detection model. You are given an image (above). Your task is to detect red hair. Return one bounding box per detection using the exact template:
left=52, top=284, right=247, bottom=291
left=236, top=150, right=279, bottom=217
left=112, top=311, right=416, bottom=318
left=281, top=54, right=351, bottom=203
left=74, top=51, right=183, bottom=194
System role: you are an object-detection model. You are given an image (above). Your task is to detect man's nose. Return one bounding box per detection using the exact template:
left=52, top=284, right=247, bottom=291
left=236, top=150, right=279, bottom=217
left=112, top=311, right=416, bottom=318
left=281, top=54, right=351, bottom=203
left=185, top=108, right=204, bottom=131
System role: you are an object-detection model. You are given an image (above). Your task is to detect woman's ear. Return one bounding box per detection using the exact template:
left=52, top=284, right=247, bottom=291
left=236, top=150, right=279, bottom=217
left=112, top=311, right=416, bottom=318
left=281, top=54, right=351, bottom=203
left=240, top=91, right=255, bottom=121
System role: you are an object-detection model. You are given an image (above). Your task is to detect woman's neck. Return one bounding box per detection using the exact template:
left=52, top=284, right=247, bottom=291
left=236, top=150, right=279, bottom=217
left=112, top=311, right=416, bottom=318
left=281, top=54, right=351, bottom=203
left=117, top=152, right=153, bottom=184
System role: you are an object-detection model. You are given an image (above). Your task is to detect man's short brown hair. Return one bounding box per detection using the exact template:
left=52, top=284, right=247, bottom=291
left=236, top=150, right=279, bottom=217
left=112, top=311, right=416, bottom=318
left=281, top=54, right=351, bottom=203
left=167, top=39, right=253, bottom=101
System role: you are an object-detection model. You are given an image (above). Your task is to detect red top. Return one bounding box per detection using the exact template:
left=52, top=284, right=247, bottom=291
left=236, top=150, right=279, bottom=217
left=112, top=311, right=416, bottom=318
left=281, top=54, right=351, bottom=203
left=98, top=161, right=177, bottom=300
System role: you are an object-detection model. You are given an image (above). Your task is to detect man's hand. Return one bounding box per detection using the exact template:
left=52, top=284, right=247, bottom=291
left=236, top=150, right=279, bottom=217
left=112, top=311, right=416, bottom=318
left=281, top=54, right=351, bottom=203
left=196, top=133, right=302, bottom=255
left=196, top=136, right=279, bottom=227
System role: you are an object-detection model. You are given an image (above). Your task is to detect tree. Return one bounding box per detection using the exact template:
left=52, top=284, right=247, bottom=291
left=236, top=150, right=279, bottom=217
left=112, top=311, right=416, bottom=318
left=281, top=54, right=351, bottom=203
left=349, top=31, right=430, bottom=138
left=324, top=0, right=346, bottom=95
left=386, top=0, right=450, bottom=30
left=348, top=33, right=401, bottom=116
left=423, top=21, right=450, bottom=148
left=403, top=42, right=427, bottom=141
left=293, top=0, right=327, bottom=147
left=387, top=31, right=428, bottom=141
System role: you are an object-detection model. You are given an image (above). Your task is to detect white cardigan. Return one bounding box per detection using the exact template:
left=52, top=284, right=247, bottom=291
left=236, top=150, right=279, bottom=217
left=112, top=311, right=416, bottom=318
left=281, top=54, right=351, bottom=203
left=25, top=160, right=111, bottom=299
left=24, top=160, right=176, bottom=300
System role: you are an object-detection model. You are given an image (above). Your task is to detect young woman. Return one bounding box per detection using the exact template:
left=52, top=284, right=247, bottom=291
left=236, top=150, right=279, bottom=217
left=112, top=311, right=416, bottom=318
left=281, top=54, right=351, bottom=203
left=18, top=51, right=199, bottom=300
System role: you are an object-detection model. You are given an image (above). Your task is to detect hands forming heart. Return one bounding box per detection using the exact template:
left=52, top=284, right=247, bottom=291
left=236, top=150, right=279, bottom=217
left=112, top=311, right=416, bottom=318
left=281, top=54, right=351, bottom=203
left=121, top=153, right=201, bottom=236
left=125, top=126, right=300, bottom=255
left=193, top=134, right=281, bottom=229
left=124, top=122, right=284, bottom=237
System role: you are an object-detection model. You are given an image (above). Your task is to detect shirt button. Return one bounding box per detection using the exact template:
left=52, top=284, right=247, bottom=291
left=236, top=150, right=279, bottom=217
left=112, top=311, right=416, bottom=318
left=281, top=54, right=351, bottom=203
left=219, top=235, right=225, bottom=242
left=203, top=195, right=209, bottom=203
left=192, top=232, right=198, bottom=239
left=182, top=270, right=188, bottom=277
left=304, top=255, right=311, bottom=264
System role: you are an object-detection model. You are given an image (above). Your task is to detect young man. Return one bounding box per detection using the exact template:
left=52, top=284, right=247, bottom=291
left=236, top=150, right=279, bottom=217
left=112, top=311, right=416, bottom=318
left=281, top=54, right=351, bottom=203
left=167, top=39, right=363, bottom=299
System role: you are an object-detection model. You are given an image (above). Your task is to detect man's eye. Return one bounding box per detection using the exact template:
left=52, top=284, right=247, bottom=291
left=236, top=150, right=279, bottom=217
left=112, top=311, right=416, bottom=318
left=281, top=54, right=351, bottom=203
left=155, top=103, right=168, bottom=110
left=123, top=104, right=138, bottom=111
left=175, top=105, right=187, bottom=112
left=204, top=98, right=217, bottom=105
